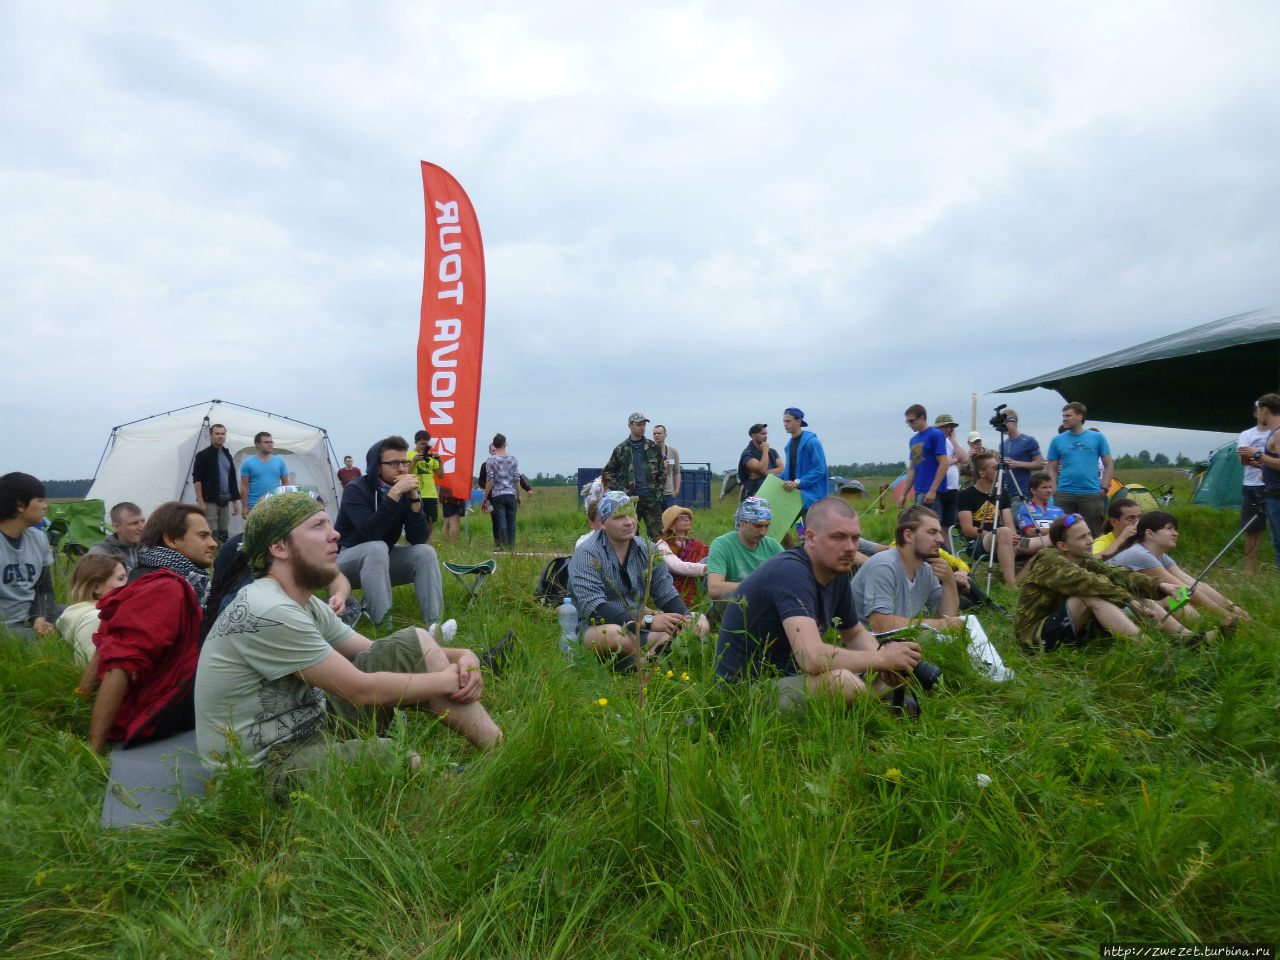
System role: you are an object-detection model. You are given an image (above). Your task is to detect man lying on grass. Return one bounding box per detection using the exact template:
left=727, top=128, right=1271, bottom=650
left=1014, top=513, right=1225, bottom=653
left=568, top=492, right=709, bottom=670
left=714, top=496, right=922, bottom=709
left=195, top=492, right=500, bottom=798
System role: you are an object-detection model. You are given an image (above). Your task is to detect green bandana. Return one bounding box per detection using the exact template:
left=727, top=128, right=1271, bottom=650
left=242, top=492, right=323, bottom=573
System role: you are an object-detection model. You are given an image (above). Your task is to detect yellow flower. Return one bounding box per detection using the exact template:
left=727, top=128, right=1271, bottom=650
left=884, top=768, right=903, bottom=783
left=666, top=670, right=674, bottom=678
left=597, top=698, right=608, bottom=707
left=681, top=672, right=690, bottom=682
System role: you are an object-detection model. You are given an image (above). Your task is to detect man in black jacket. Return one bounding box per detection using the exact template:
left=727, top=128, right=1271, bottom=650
left=192, top=423, right=241, bottom=541
left=335, top=436, right=443, bottom=629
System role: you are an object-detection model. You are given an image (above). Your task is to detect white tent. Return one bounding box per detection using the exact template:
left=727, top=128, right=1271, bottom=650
left=87, top=400, right=340, bottom=534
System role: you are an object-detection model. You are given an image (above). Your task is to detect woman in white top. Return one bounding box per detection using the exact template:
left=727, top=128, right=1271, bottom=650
left=1108, top=511, right=1247, bottom=622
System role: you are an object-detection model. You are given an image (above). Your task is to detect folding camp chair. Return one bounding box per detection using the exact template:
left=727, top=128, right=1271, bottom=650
left=444, top=559, right=496, bottom=605
left=45, top=500, right=109, bottom=571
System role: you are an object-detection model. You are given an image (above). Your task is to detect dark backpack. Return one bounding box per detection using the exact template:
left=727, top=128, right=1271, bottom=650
left=535, top=556, right=571, bottom=606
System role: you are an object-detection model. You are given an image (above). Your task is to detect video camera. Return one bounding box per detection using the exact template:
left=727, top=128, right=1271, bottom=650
left=989, top=403, right=1012, bottom=434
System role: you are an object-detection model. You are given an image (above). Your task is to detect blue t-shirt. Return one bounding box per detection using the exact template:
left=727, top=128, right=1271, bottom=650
left=715, top=546, right=856, bottom=682
left=240, top=455, right=290, bottom=507
left=909, top=426, right=948, bottom=495
left=999, top=433, right=1042, bottom=498
left=1016, top=501, right=1065, bottom=533
left=1046, top=430, right=1110, bottom=494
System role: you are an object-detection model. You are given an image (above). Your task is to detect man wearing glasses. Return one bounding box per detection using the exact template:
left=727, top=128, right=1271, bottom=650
left=897, top=404, right=948, bottom=510
left=334, top=436, right=443, bottom=630
left=240, top=432, right=292, bottom=511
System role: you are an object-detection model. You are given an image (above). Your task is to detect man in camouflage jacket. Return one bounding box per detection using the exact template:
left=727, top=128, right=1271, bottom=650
left=1015, top=513, right=1184, bottom=653
left=603, top=412, right=666, bottom=540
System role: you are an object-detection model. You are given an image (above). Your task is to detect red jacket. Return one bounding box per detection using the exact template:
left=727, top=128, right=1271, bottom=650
left=94, top=569, right=203, bottom=745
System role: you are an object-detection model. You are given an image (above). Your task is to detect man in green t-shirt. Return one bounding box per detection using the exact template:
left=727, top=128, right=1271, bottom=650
left=706, top=497, right=784, bottom=600
left=196, top=492, right=500, bottom=795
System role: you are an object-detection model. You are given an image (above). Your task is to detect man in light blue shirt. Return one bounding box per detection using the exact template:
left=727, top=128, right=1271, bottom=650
left=239, top=431, right=292, bottom=511
left=1045, top=402, right=1112, bottom=536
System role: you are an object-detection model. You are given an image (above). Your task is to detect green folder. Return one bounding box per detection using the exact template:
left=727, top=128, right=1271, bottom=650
left=756, top=475, right=804, bottom=541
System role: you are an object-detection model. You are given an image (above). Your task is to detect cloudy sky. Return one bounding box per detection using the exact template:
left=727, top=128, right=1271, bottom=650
left=4, top=1, right=1277, bottom=485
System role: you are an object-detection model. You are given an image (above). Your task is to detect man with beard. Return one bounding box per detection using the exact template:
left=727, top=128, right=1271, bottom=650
left=714, top=497, right=922, bottom=708
left=88, top=502, right=218, bottom=752
left=196, top=492, right=500, bottom=795
left=852, top=505, right=1014, bottom=681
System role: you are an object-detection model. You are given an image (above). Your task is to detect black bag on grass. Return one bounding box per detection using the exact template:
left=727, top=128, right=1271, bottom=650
left=535, top=556, right=571, bottom=606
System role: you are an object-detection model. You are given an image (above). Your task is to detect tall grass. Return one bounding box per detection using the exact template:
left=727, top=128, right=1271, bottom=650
left=2, top=473, right=1278, bottom=957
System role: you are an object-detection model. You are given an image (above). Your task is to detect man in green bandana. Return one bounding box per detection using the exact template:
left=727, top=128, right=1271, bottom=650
left=196, top=492, right=500, bottom=794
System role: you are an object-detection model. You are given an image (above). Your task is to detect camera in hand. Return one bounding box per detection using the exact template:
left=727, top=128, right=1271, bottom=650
left=989, top=403, right=1012, bottom=434
left=912, top=660, right=942, bottom=690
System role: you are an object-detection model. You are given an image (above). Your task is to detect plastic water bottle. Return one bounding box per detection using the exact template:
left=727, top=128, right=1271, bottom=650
left=557, top=596, right=577, bottom=664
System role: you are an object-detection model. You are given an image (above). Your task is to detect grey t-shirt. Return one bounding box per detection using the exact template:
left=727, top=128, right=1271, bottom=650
left=196, top=578, right=351, bottom=765
left=850, top=547, right=942, bottom=630
left=0, top=528, right=54, bottom=624
left=1108, top=544, right=1175, bottom=573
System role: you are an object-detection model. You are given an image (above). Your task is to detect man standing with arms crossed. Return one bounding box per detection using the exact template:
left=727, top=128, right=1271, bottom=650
left=1045, top=402, right=1113, bottom=536
left=193, top=423, right=241, bottom=541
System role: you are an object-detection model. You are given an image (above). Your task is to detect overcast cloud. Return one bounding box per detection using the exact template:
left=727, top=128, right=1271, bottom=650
left=3, top=1, right=1277, bottom=484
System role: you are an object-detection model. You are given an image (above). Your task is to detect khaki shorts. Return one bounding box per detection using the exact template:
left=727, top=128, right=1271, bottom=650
left=263, top=627, right=427, bottom=798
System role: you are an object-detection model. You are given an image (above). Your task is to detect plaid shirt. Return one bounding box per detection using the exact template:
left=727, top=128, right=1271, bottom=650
left=568, top=530, right=685, bottom=631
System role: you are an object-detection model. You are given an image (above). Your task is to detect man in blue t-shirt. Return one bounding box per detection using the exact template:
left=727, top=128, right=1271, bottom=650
left=995, top=409, right=1044, bottom=507
left=239, top=432, right=292, bottom=511
left=1045, top=402, right=1112, bottom=536
left=897, top=404, right=948, bottom=509
left=715, top=497, right=921, bottom=709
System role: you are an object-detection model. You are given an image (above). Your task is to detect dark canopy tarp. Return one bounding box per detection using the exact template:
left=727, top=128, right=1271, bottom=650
left=995, top=307, right=1280, bottom=431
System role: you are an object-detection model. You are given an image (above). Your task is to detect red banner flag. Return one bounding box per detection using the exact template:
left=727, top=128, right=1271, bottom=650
left=417, top=162, right=486, bottom=500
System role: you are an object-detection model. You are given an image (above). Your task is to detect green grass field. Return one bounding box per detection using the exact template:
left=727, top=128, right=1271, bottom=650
left=3, top=470, right=1278, bottom=958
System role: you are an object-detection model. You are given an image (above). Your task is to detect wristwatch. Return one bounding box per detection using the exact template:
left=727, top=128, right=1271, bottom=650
left=644, top=614, right=654, bottom=627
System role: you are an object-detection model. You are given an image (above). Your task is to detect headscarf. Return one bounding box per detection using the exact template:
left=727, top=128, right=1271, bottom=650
left=734, top=496, right=772, bottom=529
left=597, top=491, right=634, bottom=522
left=242, top=491, right=324, bottom=573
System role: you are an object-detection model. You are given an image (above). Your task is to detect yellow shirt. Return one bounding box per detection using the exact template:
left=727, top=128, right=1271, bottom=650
left=1092, top=531, right=1115, bottom=555
left=412, top=452, right=441, bottom=499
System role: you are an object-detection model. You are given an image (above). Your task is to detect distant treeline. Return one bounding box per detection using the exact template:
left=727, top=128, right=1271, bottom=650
left=44, top=479, right=93, bottom=498
left=828, top=462, right=908, bottom=477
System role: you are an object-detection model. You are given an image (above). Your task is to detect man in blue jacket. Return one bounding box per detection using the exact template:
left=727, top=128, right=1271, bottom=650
left=780, top=407, right=828, bottom=515
left=335, top=436, right=443, bottom=629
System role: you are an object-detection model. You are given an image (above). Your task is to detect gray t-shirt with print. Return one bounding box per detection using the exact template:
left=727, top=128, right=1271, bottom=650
left=0, top=528, right=53, bottom=625
left=196, top=578, right=351, bottom=765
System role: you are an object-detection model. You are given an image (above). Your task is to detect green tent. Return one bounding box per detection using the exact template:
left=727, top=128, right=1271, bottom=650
left=1191, top=443, right=1243, bottom=508
left=995, top=307, right=1280, bottom=431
